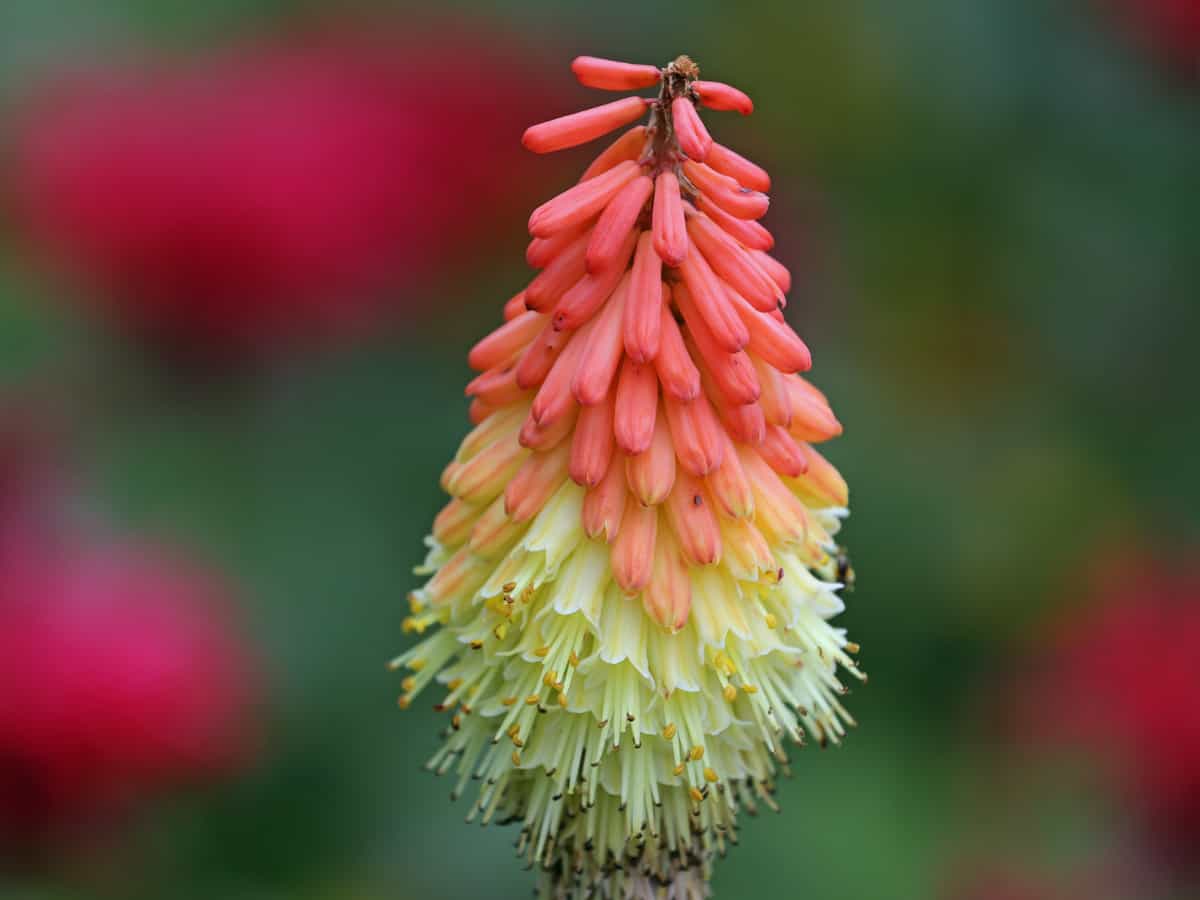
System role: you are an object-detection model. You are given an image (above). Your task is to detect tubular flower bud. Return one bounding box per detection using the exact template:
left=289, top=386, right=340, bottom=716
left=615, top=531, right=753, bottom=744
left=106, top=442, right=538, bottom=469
left=395, top=54, right=863, bottom=900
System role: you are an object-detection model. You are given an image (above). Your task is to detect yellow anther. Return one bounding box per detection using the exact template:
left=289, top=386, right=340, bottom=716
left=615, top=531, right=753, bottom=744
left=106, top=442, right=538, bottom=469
left=673, top=762, right=686, bottom=777
left=451, top=714, right=462, bottom=730
left=511, top=751, right=522, bottom=766
left=689, top=745, right=705, bottom=761
left=703, top=767, right=719, bottom=784
left=723, top=684, right=738, bottom=702
left=408, top=659, right=427, bottom=673
left=446, top=678, right=464, bottom=691
left=568, top=651, right=580, bottom=667
left=408, top=593, right=425, bottom=614
left=713, top=652, right=736, bottom=676
left=401, top=618, right=415, bottom=634
left=543, top=672, right=557, bottom=687
left=401, top=676, right=416, bottom=693
left=397, top=695, right=411, bottom=710
left=507, top=724, right=521, bottom=738
left=501, top=696, right=518, bottom=707
left=743, top=684, right=759, bottom=694
left=493, top=623, right=509, bottom=641
left=534, top=646, right=551, bottom=658
left=661, top=724, right=677, bottom=741
left=469, top=639, right=484, bottom=650
left=765, top=613, right=778, bottom=630
left=558, top=692, right=569, bottom=708
left=512, top=735, right=524, bottom=748
left=689, top=787, right=704, bottom=804
left=525, top=694, right=541, bottom=706
left=845, top=641, right=861, bottom=654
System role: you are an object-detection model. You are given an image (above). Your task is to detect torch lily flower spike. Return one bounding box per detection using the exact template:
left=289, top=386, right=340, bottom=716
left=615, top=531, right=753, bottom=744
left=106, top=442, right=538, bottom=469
left=394, top=54, right=864, bottom=900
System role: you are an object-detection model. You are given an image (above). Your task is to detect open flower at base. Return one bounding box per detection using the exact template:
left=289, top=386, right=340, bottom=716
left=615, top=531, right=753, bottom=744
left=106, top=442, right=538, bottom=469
left=394, top=55, right=863, bottom=899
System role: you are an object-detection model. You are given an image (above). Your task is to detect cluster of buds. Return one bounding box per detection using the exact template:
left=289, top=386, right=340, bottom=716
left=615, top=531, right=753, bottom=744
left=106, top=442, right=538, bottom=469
left=394, top=55, right=863, bottom=899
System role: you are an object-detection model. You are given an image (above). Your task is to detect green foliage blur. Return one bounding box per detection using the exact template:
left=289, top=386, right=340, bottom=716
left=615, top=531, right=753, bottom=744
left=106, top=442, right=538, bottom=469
left=1, top=1, right=1197, bottom=898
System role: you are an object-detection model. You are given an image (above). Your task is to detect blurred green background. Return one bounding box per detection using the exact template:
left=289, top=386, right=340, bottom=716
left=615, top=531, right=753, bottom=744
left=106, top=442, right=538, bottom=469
left=1, top=1, right=1197, bottom=898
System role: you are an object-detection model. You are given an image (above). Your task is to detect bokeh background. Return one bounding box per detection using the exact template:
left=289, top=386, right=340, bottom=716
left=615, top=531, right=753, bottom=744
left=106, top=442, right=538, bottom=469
left=1, top=2, right=1198, bottom=899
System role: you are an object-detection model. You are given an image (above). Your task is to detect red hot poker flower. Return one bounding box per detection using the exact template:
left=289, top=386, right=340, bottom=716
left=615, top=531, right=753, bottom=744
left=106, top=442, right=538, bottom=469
left=395, top=54, right=861, bottom=900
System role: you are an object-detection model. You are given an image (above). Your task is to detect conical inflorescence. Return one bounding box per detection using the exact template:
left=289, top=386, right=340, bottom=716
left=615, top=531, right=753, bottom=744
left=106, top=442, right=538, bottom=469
left=393, top=55, right=863, bottom=900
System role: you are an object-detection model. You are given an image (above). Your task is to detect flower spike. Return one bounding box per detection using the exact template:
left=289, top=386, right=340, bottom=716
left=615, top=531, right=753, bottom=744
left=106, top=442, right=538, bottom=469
left=397, top=53, right=863, bottom=900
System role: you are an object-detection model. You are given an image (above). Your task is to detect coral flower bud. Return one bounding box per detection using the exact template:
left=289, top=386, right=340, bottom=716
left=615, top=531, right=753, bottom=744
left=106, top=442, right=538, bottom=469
left=611, top=499, right=658, bottom=593
left=526, top=221, right=587, bottom=269
left=524, top=229, right=590, bottom=310
left=651, top=171, right=689, bottom=267
left=693, top=80, right=754, bottom=115
left=582, top=452, right=627, bottom=541
left=664, top=470, right=722, bottom=566
left=613, top=357, right=659, bottom=455
left=625, top=404, right=677, bottom=506
left=695, top=194, right=776, bottom=251
left=676, top=255, right=751, bottom=353
left=670, top=96, right=712, bottom=160
left=726, top=288, right=813, bottom=373
left=571, top=56, right=662, bottom=91
left=571, top=275, right=629, bottom=405
left=752, top=356, right=794, bottom=428
left=468, top=310, right=545, bottom=372
left=643, top=526, right=691, bottom=631
left=505, top=443, right=571, bottom=522
left=586, top=175, right=654, bottom=274
left=553, top=231, right=638, bottom=332
left=433, top=498, right=477, bottom=547
left=515, top=320, right=572, bottom=389
left=397, top=55, right=861, bottom=900
left=662, top=391, right=725, bottom=476
left=784, top=376, right=843, bottom=442
left=706, top=431, right=756, bottom=518
left=759, top=424, right=809, bottom=478
left=502, top=291, right=528, bottom=322
left=528, top=160, right=640, bottom=238
left=653, top=302, right=702, bottom=401
left=569, top=394, right=616, bottom=486
left=530, top=323, right=591, bottom=427
left=705, top=141, right=771, bottom=192
left=623, top=233, right=665, bottom=362
left=683, top=161, right=770, bottom=220
left=578, top=126, right=648, bottom=182
left=752, top=249, right=792, bottom=293
left=522, top=96, right=650, bottom=154
left=686, top=214, right=781, bottom=312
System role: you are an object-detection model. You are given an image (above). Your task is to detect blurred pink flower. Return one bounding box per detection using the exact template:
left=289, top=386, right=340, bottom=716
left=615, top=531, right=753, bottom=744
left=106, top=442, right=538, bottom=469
left=15, top=24, right=557, bottom=357
left=943, top=867, right=1069, bottom=900
left=1107, top=0, right=1200, bottom=65
left=0, top=537, right=260, bottom=848
left=1035, top=549, right=1200, bottom=872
